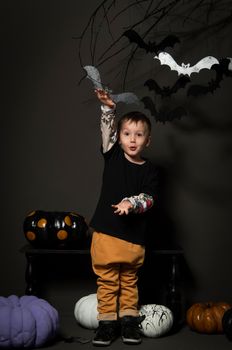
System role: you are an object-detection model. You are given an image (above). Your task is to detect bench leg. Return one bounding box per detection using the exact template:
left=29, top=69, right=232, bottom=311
left=166, top=255, right=182, bottom=328
left=25, top=253, right=38, bottom=295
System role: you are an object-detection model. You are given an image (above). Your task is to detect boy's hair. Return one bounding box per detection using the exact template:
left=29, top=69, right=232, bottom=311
left=117, top=111, right=152, bottom=135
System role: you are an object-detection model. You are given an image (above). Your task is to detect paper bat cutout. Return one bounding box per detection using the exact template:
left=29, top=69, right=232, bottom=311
left=123, top=29, right=180, bottom=54
left=141, top=96, right=187, bottom=123
left=154, top=52, right=219, bottom=76
left=187, top=58, right=232, bottom=97
left=83, top=65, right=139, bottom=105
left=144, top=76, right=190, bottom=98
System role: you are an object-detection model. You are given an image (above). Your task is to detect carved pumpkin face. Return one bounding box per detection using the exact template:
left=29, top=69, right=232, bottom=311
left=186, top=302, right=232, bottom=334
left=24, top=210, right=89, bottom=248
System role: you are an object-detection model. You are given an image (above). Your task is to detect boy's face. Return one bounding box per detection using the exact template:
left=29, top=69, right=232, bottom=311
left=119, top=119, right=151, bottom=163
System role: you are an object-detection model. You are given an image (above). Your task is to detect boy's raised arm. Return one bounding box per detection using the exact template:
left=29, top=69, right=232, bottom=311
left=95, top=89, right=117, bottom=153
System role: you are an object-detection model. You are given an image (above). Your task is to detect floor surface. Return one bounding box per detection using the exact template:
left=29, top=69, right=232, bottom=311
left=47, top=312, right=231, bottom=350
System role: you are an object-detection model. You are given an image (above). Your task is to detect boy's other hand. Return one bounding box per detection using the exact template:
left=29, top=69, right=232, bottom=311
left=95, top=89, right=116, bottom=109
left=111, top=201, right=133, bottom=215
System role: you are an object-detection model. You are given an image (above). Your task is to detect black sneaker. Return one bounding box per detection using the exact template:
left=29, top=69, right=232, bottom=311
left=92, top=320, right=119, bottom=346
left=121, top=315, right=144, bottom=344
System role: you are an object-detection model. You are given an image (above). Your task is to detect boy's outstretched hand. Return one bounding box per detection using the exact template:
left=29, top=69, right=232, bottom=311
left=111, top=201, right=133, bottom=215
left=95, top=89, right=116, bottom=109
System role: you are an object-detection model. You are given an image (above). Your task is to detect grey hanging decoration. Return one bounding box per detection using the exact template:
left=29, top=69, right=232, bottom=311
left=83, top=65, right=140, bottom=105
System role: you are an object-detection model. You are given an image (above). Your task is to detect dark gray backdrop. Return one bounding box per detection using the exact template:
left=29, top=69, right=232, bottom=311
left=1, top=0, right=232, bottom=310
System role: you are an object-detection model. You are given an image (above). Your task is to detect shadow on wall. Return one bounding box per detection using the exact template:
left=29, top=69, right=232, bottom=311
left=142, top=83, right=232, bottom=301
left=141, top=164, right=195, bottom=312
left=145, top=165, right=180, bottom=250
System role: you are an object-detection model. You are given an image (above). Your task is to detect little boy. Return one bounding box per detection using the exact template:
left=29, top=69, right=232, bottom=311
left=90, top=89, right=158, bottom=346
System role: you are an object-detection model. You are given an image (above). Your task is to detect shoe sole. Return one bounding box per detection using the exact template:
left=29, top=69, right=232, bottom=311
left=92, top=339, right=112, bottom=346
left=93, top=337, right=120, bottom=347
left=122, top=336, right=142, bottom=344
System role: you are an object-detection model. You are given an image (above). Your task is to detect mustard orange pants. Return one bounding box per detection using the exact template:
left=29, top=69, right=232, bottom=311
left=90, top=231, right=145, bottom=321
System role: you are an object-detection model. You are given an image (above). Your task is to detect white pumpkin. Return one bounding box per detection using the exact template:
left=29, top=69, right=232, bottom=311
left=74, top=293, right=99, bottom=329
left=139, top=304, right=173, bottom=337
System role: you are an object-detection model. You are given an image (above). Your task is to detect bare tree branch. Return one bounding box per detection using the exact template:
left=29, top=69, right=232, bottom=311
left=77, top=0, right=232, bottom=89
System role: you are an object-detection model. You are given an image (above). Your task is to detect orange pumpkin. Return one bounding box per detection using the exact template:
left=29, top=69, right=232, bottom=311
left=186, top=302, right=232, bottom=334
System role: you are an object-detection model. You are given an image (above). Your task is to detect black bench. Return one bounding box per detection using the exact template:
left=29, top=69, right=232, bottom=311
left=20, top=244, right=184, bottom=326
